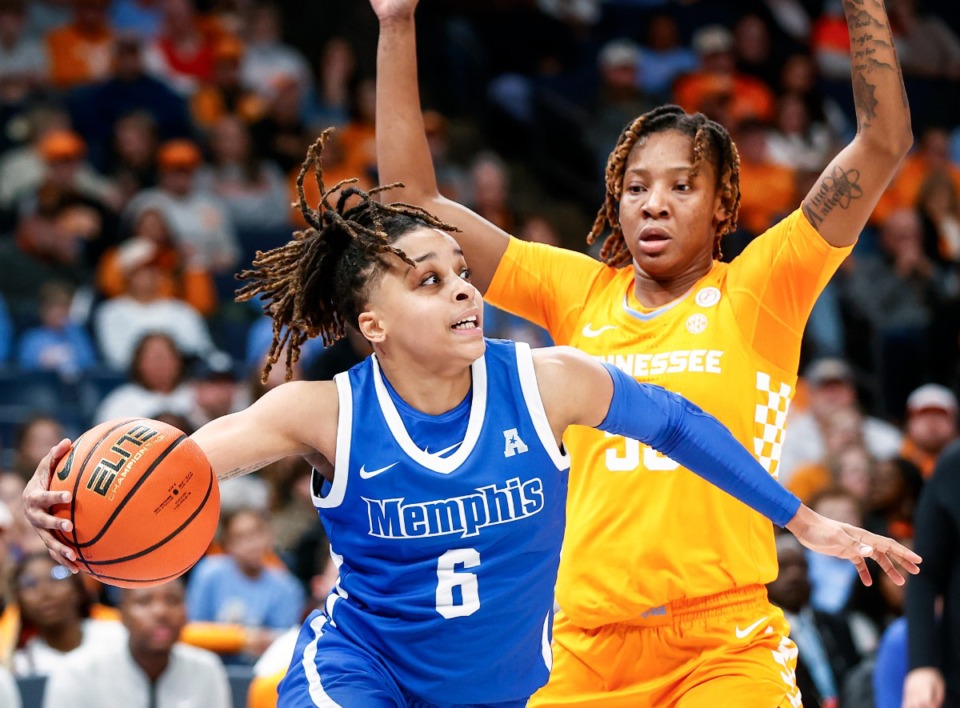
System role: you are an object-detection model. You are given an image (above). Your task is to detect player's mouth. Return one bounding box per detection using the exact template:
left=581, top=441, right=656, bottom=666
left=637, top=225, right=671, bottom=256
left=451, top=309, right=482, bottom=335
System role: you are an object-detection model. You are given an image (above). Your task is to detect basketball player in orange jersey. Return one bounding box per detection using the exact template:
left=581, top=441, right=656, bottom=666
left=370, top=0, right=914, bottom=704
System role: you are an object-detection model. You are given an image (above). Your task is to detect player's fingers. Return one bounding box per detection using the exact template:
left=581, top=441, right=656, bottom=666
left=871, top=549, right=906, bottom=586
left=23, top=488, right=73, bottom=532
left=35, top=528, right=80, bottom=572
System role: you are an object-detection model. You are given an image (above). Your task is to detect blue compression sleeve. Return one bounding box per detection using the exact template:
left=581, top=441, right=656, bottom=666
left=597, top=364, right=802, bottom=527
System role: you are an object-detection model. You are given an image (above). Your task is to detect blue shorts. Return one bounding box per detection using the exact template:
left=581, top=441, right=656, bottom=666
left=278, top=610, right=529, bottom=708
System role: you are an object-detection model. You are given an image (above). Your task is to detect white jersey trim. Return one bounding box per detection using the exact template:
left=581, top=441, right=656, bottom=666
left=370, top=353, right=487, bottom=474
left=301, top=614, right=342, bottom=707
left=312, top=373, right=353, bottom=509
left=515, top=343, right=570, bottom=470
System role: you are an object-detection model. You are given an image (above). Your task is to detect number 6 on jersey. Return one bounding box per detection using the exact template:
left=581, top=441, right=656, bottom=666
left=436, top=548, right=481, bottom=618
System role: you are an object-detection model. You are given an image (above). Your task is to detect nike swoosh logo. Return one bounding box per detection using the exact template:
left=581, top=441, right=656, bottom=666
left=581, top=323, right=617, bottom=338
left=359, top=462, right=400, bottom=479
left=735, top=616, right=769, bottom=639
left=56, top=444, right=78, bottom=481
left=427, top=442, right=462, bottom=458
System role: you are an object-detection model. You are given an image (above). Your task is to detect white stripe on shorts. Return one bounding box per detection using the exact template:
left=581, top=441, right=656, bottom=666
left=302, top=614, right=342, bottom=707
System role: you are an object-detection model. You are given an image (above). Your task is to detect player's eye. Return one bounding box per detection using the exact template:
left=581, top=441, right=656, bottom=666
left=420, top=274, right=440, bottom=286
left=460, top=268, right=471, bottom=281
left=627, top=184, right=646, bottom=194
left=676, top=183, right=691, bottom=192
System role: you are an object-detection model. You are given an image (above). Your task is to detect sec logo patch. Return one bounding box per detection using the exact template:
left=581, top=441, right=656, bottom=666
left=686, top=314, right=708, bottom=334
left=695, top=287, right=721, bottom=308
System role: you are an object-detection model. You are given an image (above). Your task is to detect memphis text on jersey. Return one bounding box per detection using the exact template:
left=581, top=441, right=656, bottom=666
left=363, top=476, right=545, bottom=540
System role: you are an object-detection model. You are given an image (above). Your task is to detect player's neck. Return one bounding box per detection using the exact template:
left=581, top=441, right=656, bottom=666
left=377, top=357, right=473, bottom=417
left=631, top=262, right=714, bottom=309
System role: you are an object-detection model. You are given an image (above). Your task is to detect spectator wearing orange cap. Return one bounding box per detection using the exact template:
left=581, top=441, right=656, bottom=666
left=190, top=36, right=265, bottom=130
left=900, top=383, right=960, bottom=478
left=14, top=128, right=121, bottom=272
left=124, top=138, right=240, bottom=274
left=44, top=0, right=115, bottom=89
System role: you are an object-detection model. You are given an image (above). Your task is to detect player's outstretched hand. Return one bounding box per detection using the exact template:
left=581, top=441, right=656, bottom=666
left=369, top=0, right=418, bottom=22
left=22, top=440, right=81, bottom=573
left=784, top=504, right=921, bottom=587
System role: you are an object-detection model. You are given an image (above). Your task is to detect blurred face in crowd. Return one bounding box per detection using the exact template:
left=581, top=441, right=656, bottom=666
left=781, top=54, right=816, bottom=94
left=224, top=510, right=271, bottom=577
left=113, top=114, right=156, bottom=168
left=734, top=14, right=770, bottom=65
left=880, top=209, right=923, bottom=258
left=822, top=406, right=865, bottom=457
left=767, top=537, right=810, bottom=614
left=74, top=0, right=109, bottom=33
left=812, top=492, right=862, bottom=527
left=18, top=417, right=65, bottom=472
left=833, top=445, right=874, bottom=500
left=123, top=581, right=187, bottom=656
left=0, top=5, right=25, bottom=46
left=133, top=335, right=183, bottom=393
left=809, top=378, right=856, bottom=420
left=906, top=406, right=958, bottom=454
left=15, top=555, right=85, bottom=632
left=777, top=94, right=810, bottom=136
left=920, top=128, right=950, bottom=172
left=160, top=167, right=195, bottom=197
left=211, top=116, right=250, bottom=164
left=134, top=209, right=173, bottom=246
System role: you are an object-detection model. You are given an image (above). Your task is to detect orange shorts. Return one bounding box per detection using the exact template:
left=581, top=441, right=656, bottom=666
left=530, top=585, right=802, bottom=708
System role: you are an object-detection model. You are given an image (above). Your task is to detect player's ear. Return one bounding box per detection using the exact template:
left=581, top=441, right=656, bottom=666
left=357, top=309, right=385, bottom=344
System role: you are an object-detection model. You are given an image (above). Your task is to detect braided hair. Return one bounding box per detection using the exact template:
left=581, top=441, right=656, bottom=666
left=237, top=128, right=459, bottom=382
left=588, top=105, right=741, bottom=267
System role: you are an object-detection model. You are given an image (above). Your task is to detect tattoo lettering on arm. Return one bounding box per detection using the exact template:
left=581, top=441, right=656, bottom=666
left=842, top=0, right=903, bottom=128
left=218, top=463, right=265, bottom=481
left=803, top=166, right=864, bottom=228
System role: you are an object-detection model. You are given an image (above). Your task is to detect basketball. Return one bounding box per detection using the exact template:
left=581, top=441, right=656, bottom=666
left=48, top=418, right=220, bottom=588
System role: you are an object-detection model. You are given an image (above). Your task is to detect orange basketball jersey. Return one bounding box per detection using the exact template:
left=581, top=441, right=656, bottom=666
left=486, top=209, right=852, bottom=629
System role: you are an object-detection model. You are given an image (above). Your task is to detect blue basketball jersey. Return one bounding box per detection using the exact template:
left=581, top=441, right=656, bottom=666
left=309, top=339, right=569, bottom=705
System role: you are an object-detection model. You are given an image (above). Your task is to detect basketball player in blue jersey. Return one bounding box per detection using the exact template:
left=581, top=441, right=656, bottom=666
left=24, top=133, right=920, bottom=707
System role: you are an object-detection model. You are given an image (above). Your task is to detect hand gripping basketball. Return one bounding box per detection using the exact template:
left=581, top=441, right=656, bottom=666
left=42, top=418, right=220, bottom=587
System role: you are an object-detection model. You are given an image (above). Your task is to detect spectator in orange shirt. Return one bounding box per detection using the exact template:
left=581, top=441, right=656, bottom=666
left=96, top=207, right=216, bottom=315
left=900, top=383, right=959, bottom=478
left=190, top=36, right=265, bottom=130
left=734, top=118, right=798, bottom=236
left=673, top=25, right=775, bottom=125
left=874, top=126, right=960, bottom=225
left=44, top=0, right=114, bottom=90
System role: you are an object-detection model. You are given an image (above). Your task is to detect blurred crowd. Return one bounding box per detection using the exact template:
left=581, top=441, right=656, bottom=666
left=0, top=0, right=957, bottom=706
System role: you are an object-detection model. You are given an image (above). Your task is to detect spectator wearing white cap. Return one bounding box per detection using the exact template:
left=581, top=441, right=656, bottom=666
left=779, top=357, right=903, bottom=484
left=900, top=383, right=959, bottom=478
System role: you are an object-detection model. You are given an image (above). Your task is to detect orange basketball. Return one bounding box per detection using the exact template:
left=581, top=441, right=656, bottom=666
left=49, top=417, right=220, bottom=588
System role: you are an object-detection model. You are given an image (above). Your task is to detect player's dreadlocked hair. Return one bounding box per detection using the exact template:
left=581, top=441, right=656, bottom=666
left=237, top=128, right=459, bottom=382
left=588, top=105, right=741, bottom=267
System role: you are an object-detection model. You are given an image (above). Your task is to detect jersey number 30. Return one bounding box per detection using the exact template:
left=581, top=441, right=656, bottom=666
left=604, top=433, right=680, bottom=472
left=436, top=548, right=480, bottom=618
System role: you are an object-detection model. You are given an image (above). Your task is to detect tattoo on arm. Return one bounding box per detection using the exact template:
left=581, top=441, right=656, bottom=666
left=842, top=0, right=907, bottom=128
left=803, top=166, right=864, bottom=228
left=217, top=463, right=263, bottom=481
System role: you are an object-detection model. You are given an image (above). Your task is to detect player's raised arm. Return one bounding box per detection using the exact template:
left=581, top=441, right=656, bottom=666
left=801, top=0, right=913, bottom=245
left=533, top=346, right=922, bottom=586
left=371, top=0, right=509, bottom=293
